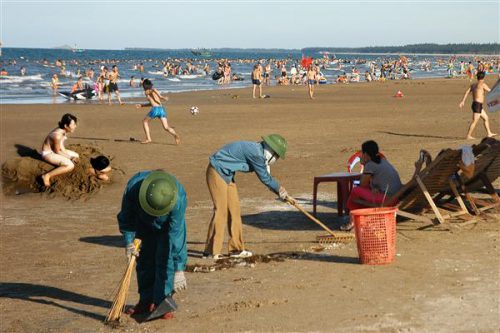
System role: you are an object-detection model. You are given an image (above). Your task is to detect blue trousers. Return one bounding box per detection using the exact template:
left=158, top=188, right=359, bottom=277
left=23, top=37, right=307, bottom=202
left=135, top=223, right=186, bottom=304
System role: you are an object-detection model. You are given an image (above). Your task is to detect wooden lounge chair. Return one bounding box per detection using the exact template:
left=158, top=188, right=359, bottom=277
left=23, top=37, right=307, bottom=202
left=395, top=149, right=471, bottom=224
left=448, top=143, right=500, bottom=213
left=353, top=149, right=470, bottom=224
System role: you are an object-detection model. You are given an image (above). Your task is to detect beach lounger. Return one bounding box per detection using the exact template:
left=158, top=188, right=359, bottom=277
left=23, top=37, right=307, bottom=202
left=445, top=143, right=500, bottom=213
left=394, top=149, right=472, bottom=224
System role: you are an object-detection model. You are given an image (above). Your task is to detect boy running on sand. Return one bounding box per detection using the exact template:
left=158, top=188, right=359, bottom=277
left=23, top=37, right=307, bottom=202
left=135, top=79, right=180, bottom=145
left=459, top=71, right=496, bottom=140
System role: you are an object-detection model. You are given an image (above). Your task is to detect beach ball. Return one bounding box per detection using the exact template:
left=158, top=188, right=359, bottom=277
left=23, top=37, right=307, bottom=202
left=190, top=106, right=199, bottom=115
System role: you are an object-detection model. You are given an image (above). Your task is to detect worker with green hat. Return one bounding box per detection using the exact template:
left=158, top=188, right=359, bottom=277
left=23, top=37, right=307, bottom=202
left=117, top=170, right=187, bottom=320
left=203, top=134, right=293, bottom=259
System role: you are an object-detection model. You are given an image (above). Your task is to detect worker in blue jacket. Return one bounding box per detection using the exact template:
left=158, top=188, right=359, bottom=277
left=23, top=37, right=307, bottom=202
left=117, top=170, right=187, bottom=320
left=203, top=134, right=293, bottom=259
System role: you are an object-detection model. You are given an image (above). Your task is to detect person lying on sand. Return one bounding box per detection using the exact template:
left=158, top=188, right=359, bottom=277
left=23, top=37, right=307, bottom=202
left=88, top=155, right=111, bottom=181
left=40, top=113, right=79, bottom=188
left=135, top=79, right=180, bottom=145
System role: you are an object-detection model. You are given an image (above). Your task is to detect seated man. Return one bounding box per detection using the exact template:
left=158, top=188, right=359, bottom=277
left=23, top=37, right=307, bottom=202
left=40, top=113, right=79, bottom=187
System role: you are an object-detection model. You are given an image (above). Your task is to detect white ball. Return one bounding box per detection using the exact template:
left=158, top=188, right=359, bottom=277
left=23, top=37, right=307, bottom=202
left=190, top=106, right=199, bottom=115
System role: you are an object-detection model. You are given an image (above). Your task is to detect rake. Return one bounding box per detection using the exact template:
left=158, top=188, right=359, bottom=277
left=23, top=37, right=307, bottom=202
left=104, top=238, right=142, bottom=325
left=285, top=197, right=355, bottom=244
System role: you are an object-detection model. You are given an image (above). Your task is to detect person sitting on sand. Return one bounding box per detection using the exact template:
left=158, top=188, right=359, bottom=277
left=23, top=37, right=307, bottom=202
left=459, top=71, right=497, bottom=140
left=336, top=74, right=348, bottom=84
left=343, top=140, right=403, bottom=230
left=135, top=79, right=180, bottom=145
left=88, top=155, right=111, bottom=181
left=364, top=71, right=372, bottom=82
left=40, top=113, right=79, bottom=188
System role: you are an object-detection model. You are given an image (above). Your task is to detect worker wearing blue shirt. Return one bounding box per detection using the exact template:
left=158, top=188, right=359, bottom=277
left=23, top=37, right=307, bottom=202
left=117, top=170, right=187, bottom=320
left=203, top=134, right=293, bottom=259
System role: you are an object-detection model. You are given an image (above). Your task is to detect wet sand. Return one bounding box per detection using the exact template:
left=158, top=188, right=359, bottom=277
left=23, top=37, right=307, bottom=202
left=1, top=77, right=499, bottom=332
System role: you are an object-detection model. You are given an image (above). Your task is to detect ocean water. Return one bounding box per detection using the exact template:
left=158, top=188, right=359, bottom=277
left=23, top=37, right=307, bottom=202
left=0, top=48, right=494, bottom=104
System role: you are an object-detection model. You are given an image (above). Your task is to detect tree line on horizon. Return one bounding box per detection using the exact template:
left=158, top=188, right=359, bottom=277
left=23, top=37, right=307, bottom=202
left=303, top=43, right=500, bottom=55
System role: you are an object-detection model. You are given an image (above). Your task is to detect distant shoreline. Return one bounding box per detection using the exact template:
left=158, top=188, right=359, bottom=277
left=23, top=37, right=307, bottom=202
left=333, top=52, right=500, bottom=57
left=1, top=47, right=499, bottom=58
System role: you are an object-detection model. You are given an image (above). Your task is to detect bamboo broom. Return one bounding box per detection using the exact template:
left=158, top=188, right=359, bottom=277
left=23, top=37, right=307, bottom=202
left=104, top=238, right=141, bottom=324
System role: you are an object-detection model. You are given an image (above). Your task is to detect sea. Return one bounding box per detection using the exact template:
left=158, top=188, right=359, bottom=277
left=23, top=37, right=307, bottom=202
left=0, top=48, right=496, bottom=104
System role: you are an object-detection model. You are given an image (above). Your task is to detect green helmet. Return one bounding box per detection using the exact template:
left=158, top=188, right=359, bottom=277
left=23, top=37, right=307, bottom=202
left=139, top=171, right=178, bottom=217
left=262, top=134, right=288, bottom=159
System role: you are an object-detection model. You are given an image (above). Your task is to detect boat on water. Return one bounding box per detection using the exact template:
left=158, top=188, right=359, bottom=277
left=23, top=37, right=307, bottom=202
left=72, top=44, right=84, bottom=53
left=191, top=49, right=211, bottom=57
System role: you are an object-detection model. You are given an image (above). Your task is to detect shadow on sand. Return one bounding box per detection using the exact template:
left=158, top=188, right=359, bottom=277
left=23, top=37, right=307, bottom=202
left=242, top=210, right=346, bottom=232
left=15, top=144, right=42, bottom=160
left=0, top=282, right=110, bottom=321
left=79, top=235, right=123, bottom=248
left=379, top=131, right=462, bottom=140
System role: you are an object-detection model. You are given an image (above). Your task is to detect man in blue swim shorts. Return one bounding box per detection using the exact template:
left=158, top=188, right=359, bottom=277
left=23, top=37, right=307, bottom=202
left=307, top=65, right=318, bottom=99
left=135, top=79, right=180, bottom=145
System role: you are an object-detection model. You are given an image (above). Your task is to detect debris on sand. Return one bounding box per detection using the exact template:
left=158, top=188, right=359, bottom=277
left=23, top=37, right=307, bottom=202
left=186, top=254, right=285, bottom=273
left=187, top=250, right=347, bottom=273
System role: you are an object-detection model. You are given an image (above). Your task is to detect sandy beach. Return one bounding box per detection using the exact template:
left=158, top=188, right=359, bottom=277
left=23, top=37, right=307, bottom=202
left=1, top=77, right=499, bottom=332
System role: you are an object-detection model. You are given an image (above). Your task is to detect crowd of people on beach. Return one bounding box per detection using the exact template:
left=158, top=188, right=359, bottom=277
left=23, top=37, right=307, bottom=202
left=30, top=53, right=498, bottom=319
left=2, top=53, right=499, bottom=107
left=2, top=48, right=499, bottom=322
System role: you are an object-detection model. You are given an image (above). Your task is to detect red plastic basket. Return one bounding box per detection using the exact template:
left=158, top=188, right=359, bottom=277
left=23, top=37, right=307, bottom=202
left=350, top=207, right=397, bottom=265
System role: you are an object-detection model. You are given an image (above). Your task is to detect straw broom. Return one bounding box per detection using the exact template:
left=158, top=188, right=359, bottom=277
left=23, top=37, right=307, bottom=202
left=104, top=238, right=141, bottom=324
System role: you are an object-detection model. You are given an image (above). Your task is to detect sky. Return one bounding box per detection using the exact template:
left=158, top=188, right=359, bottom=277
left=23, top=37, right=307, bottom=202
left=1, top=0, right=499, bottom=50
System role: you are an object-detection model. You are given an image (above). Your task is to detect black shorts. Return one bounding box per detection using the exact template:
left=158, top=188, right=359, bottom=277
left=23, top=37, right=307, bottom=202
left=263, top=73, right=269, bottom=78
left=252, top=79, right=261, bottom=85
left=471, top=101, right=482, bottom=114
left=108, top=82, right=119, bottom=93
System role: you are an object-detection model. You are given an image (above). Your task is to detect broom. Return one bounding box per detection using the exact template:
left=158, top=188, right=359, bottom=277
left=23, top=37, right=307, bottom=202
left=285, top=197, right=355, bottom=244
left=104, top=238, right=142, bottom=325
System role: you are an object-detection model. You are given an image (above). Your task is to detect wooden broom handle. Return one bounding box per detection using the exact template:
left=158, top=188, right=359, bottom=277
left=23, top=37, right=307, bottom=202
left=286, top=197, right=339, bottom=237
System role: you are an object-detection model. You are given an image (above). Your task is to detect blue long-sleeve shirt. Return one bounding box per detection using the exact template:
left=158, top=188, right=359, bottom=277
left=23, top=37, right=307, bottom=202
left=209, top=141, right=280, bottom=193
left=117, top=171, right=187, bottom=272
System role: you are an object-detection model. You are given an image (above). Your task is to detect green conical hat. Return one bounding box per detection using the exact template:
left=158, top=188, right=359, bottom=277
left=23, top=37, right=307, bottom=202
left=139, top=171, right=178, bottom=217
left=262, top=134, right=288, bottom=159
